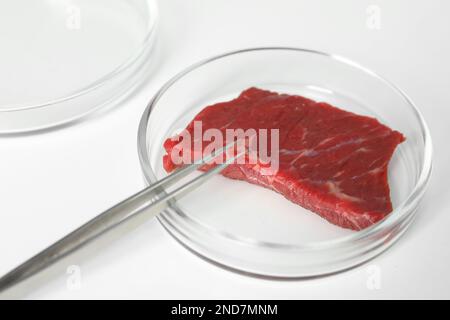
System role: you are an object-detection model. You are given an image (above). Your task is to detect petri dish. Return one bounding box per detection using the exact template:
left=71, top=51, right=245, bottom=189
left=138, top=47, right=432, bottom=278
left=0, top=0, right=158, bottom=134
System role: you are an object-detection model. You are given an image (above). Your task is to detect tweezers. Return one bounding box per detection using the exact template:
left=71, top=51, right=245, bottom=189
left=0, top=142, right=241, bottom=293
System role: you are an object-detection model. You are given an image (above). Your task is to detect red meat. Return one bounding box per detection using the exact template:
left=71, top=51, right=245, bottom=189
left=163, top=88, right=405, bottom=230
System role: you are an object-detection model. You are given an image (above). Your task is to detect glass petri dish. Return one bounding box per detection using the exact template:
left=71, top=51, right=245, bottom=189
left=138, top=47, right=432, bottom=278
left=0, top=0, right=158, bottom=134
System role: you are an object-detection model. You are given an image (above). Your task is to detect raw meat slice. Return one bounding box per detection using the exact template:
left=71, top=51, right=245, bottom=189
left=162, top=87, right=405, bottom=230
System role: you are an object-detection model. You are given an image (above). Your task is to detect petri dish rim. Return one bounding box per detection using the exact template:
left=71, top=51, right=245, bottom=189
left=0, top=0, right=158, bottom=113
left=137, top=47, right=433, bottom=253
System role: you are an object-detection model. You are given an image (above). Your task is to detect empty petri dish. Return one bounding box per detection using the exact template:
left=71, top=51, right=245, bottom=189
left=0, top=0, right=158, bottom=133
left=138, top=48, right=432, bottom=278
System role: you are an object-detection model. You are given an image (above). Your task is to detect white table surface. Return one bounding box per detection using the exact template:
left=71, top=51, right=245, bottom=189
left=0, top=0, right=449, bottom=299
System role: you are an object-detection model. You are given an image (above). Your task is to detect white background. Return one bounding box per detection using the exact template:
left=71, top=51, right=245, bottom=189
left=1, top=0, right=449, bottom=299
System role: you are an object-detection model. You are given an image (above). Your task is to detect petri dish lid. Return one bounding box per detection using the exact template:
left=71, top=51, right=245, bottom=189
left=0, top=0, right=158, bottom=134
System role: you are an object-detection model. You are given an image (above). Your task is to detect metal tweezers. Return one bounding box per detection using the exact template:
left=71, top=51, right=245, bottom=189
left=0, top=142, right=241, bottom=293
